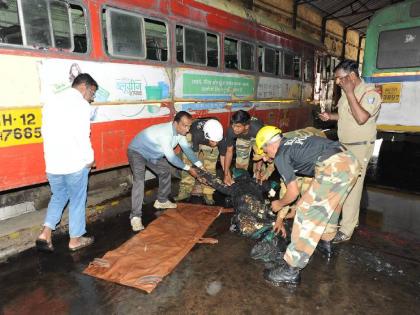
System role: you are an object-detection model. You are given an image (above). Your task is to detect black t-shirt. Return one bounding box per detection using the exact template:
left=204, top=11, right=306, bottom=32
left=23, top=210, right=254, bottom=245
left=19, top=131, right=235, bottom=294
left=226, top=117, right=264, bottom=147
left=190, top=118, right=223, bottom=152
left=274, top=135, right=342, bottom=184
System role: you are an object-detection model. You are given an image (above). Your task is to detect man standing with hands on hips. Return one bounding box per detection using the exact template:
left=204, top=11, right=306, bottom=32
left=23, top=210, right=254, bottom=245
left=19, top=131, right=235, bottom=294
left=319, top=59, right=382, bottom=243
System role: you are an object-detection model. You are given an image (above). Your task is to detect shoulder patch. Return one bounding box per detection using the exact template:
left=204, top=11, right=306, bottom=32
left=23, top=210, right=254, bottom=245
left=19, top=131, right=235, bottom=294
left=367, top=97, right=375, bottom=104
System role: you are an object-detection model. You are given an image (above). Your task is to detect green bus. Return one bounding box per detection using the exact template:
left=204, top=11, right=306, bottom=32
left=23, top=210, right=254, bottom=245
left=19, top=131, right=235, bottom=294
left=363, top=0, right=420, bottom=133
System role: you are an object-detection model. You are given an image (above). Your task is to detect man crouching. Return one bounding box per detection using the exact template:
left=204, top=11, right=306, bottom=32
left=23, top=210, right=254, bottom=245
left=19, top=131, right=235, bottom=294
left=255, top=126, right=360, bottom=284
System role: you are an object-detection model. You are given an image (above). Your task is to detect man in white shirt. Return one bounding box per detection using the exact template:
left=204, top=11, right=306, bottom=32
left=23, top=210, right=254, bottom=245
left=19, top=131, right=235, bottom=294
left=36, top=73, right=97, bottom=252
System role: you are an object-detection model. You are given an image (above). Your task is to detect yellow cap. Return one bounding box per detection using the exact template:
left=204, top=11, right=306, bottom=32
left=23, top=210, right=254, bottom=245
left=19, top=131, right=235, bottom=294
left=255, top=126, right=282, bottom=155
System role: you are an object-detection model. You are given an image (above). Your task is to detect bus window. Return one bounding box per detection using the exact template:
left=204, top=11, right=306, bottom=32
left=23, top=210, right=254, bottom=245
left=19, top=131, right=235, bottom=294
left=145, top=18, right=168, bottom=62
left=0, top=1, right=86, bottom=52
left=284, top=52, right=293, bottom=76
left=71, top=4, right=87, bottom=53
left=0, top=0, right=22, bottom=45
left=258, top=46, right=263, bottom=72
left=264, top=47, right=275, bottom=74
left=176, top=25, right=218, bottom=67
left=304, top=59, right=314, bottom=82
left=410, top=1, right=420, bottom=17
left=50, top=1, right=72, bottom=50
left=207, top=32, right=218, bottom=67
left=377, top=27, right=420, bottom=69
left=224, top=37, right=238, bottom=69
left=275, top=50, right=281, bottom=76
left=21, top=0, right=52, bottom=47
left=293, top=56, right=301, bottom=80
left=240, top=41, right=254, bottom=71
left=184, top=27, right=206, bottom=65
left=176, top=25, right=183, bottom=63
left=105, top=8, right=145, bottom=59
left=324, top=56, right=331, bottom=79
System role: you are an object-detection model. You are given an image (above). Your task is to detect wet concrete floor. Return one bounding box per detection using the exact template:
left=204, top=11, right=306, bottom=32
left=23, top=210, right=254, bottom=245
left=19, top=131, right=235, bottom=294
left=1, top=194, right=420, bottom=315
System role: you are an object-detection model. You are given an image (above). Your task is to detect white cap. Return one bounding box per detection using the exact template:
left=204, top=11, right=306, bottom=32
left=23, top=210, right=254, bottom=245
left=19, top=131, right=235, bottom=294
left=203, top=119, right=223, bottom=142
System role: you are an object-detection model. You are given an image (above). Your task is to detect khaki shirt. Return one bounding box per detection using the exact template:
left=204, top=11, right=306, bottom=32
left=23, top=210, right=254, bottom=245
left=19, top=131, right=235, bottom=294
left=337, top=80, right=381, bottom=143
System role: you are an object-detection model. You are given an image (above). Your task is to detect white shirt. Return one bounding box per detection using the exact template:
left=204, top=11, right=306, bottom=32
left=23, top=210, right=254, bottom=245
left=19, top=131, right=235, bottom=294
left=42, top=88, right=94, bottom=174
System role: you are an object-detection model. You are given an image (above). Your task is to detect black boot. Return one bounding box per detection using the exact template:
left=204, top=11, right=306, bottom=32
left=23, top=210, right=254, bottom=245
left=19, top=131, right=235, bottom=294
left=316, top=239, right=333, bottom=258
left=264, top=263, right=301, bottom=285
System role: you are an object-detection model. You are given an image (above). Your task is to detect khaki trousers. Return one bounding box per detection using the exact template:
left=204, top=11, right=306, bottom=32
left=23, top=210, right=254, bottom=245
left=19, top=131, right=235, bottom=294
left=339, top=143, right=374, bottom=237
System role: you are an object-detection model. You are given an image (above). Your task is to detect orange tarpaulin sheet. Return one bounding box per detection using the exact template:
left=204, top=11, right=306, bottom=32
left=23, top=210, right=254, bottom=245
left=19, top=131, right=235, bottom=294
left=83, top=203, right=230, bottom=293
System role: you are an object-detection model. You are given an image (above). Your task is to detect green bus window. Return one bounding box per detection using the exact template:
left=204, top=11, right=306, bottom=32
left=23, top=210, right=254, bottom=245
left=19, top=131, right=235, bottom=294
left=264, top=47, right=275, bottom=74
left=410, top=1, right=420, bottom=17
left=377, top=27, right=420, bottom=69
left=224, top=37, right=238, bottom=69
left=0, top=0, right=22, bottom=45
left=284, top=52, right=293, bottom=76
left=207, top=32, right=218, bottom=67
left=240, top=41, right=254, bottom=71
left=145, top=18, right=168, bottom=62
left=105, top=8, right=145, bottom=59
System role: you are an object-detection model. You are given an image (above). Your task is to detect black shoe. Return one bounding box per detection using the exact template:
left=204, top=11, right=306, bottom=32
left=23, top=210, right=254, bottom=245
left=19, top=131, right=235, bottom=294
left=332, top=231, right=350, bottom=244
left=264, top=264, right=301, bottom=285
left=316, top=240, right=333, bottom=258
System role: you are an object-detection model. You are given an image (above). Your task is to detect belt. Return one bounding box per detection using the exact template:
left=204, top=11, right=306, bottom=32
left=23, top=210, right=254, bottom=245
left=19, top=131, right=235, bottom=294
left=341, top=140, right=375, bottom=146
left=317, top=146, right=345, bottom=163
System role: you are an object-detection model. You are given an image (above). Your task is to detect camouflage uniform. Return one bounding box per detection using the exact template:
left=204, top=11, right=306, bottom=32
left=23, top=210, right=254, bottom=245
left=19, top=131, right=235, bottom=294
left=225, top=117, right=263, bottom=173
left=276, top=128, right=338, bottom=240
left=178, top=133, right=219, bottom=200
left=283, top=151, right=360, bottom=268
left=236, top=137, right=254, bottom=171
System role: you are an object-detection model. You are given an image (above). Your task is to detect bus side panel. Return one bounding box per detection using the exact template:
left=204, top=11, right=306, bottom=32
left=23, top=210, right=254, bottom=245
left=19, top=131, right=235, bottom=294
left=0, top=144, right=46, bottom=191
left=91, top=116, right=171, bottom=169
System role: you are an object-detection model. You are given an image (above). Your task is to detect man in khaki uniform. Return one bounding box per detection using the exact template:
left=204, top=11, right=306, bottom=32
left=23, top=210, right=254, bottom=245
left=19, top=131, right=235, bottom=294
left=175, top=118, right=223, bottom=205
left=319, top=59, right=381, bottom=243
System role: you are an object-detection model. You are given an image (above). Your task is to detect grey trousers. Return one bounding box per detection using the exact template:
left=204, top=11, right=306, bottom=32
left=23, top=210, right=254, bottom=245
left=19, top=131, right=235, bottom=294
left=127, top=149, right=172, bottom=219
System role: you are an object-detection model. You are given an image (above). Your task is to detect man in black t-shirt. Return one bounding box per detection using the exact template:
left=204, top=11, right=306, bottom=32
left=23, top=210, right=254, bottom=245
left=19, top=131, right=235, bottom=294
left=222, top=110, right=264, bottom=186
left=175, top=118, right=224, bottom=205
left=254, top=126, right=360, bottom=285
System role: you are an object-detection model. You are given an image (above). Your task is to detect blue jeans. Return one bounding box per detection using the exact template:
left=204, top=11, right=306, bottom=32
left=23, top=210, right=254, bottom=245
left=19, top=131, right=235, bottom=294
left=44, top=167, right=90, bottom=238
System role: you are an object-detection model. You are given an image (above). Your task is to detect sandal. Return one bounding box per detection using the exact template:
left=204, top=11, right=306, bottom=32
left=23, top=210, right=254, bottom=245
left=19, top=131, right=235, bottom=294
left=69, top=236, right=94, bottom=252
left=36, top=238, right=54, bottom=253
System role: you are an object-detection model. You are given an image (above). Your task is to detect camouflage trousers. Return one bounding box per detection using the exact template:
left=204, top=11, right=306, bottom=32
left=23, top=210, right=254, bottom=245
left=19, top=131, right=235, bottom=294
left=235, top=137, right=254, bottom=171
left=178, top=139, right=219, bottom=199
left=284, top=151, right=360, bottom=269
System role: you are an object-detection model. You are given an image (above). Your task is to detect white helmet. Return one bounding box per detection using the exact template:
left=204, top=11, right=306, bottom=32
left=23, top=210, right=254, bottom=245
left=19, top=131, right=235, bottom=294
left=203, top=119, right=223, bottom=142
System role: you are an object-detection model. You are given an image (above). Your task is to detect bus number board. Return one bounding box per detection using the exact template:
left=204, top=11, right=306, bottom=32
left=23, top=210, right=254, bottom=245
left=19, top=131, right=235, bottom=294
left=0, top=108, right=43, bottom=147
